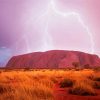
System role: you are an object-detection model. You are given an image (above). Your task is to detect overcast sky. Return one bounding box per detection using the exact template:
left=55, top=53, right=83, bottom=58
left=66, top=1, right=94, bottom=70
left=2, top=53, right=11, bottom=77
left=0, top=0, right=100, bottom=66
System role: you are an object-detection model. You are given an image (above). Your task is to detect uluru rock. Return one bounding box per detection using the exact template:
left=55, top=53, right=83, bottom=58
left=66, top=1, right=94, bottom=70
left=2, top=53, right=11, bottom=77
left=6, top=50, right=100, bottom=69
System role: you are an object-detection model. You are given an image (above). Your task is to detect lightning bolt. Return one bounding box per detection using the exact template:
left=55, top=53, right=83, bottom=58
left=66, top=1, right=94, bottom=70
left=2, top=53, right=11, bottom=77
left=11, top=0, right=95, bottom=54
left=36, top=0, right=95, bottom=53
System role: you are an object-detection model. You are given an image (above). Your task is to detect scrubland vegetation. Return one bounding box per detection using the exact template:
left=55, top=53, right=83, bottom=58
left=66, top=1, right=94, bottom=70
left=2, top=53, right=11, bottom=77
left=0, top=68, right=100, bottom=100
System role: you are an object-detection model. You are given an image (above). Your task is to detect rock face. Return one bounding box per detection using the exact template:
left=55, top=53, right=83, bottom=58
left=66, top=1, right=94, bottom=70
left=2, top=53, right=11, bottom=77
left=6, top=50, right=100, bottom=69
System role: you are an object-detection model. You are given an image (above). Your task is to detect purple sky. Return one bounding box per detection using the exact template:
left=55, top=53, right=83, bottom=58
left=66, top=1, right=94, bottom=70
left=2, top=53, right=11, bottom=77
left=0, top=0, right=100, bottom=66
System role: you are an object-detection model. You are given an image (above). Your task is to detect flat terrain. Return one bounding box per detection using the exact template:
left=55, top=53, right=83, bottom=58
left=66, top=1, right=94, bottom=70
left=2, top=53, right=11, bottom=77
left=0, top=69, right=100, bottom=100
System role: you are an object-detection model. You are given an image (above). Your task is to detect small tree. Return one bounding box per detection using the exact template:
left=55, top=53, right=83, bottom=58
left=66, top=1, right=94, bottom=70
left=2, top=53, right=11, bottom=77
left=72, top=62, right=80, bottom=69
left=84, top=64, right=90, bottom=69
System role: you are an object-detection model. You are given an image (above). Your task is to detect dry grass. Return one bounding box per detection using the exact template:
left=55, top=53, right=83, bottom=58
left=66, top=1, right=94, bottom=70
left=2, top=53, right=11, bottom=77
left=0, top=70, right=54, bottom=100
left=0, top=68, right=100, bottom=99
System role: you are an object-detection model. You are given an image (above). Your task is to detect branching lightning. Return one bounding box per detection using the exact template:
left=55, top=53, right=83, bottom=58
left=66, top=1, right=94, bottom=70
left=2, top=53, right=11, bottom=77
left=36, top=0, right=95, bottom=53
left=12, top=0, right=95, bottom=54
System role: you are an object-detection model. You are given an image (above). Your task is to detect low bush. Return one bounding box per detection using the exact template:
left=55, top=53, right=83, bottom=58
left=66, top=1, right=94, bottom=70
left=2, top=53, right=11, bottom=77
left=69, top=81, right=96, bottom=96
left=93, top=82, right=100, bottom=89
left=93, top=77, right=100, bottom=82
left=59, top=78, right=74, bottom=88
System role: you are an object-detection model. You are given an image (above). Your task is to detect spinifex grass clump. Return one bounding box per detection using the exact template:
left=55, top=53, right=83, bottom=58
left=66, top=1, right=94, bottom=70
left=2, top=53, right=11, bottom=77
left=69, top=80, right=96, bottom=96
left=93, top=82, right=100, bottom=89
left=0, top=84, right=14, bottom=94
left=59, top=78, right=74, bottom=88
left=15, top=83, right=53, bottom=100
left=93, top=77, right=100, bottom=82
